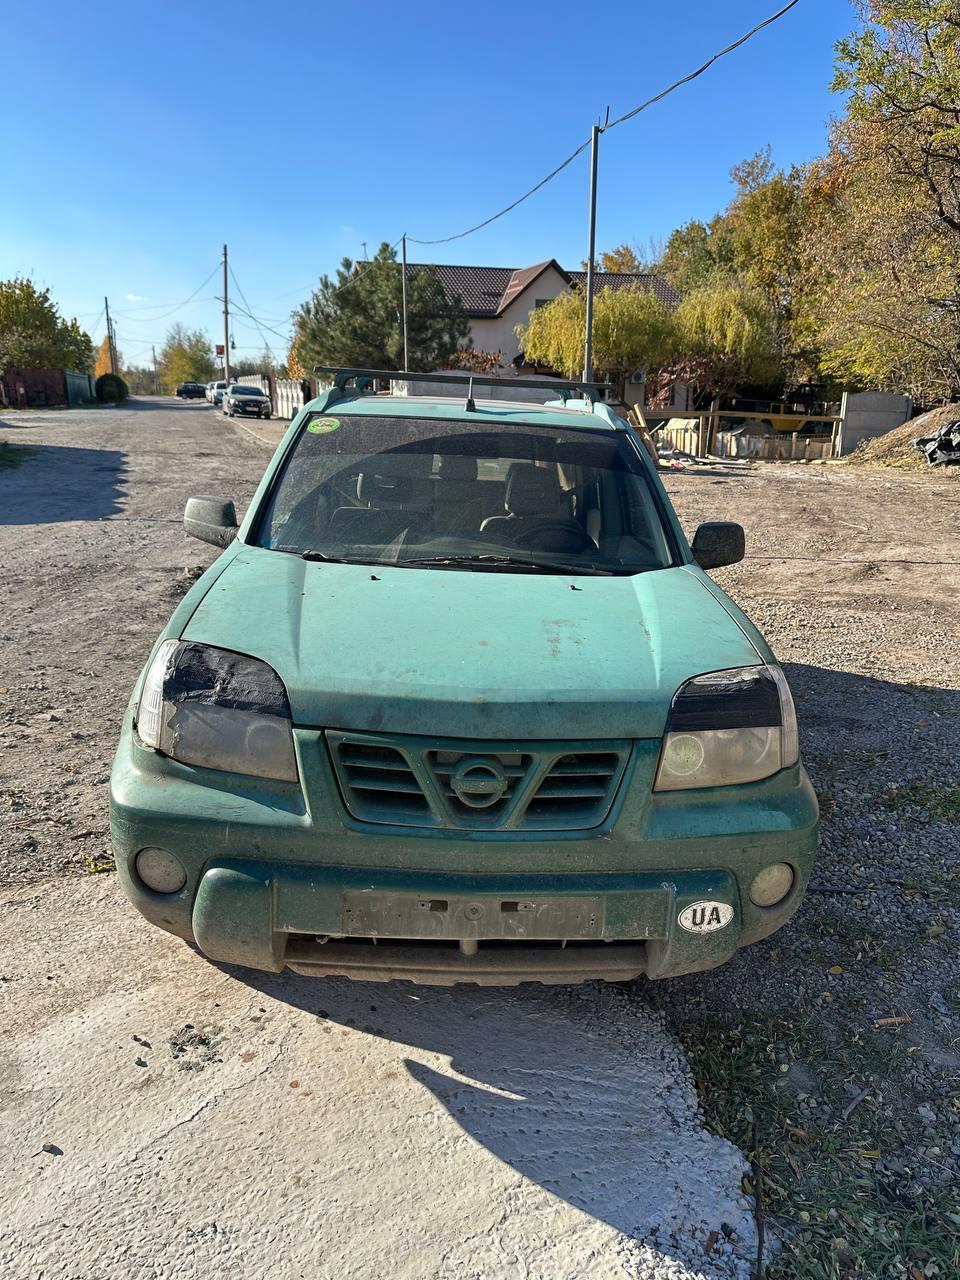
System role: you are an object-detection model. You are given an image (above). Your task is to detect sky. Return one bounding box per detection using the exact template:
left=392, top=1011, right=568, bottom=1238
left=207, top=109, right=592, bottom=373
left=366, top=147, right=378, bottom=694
left=1, top=0, right=853, bottom=367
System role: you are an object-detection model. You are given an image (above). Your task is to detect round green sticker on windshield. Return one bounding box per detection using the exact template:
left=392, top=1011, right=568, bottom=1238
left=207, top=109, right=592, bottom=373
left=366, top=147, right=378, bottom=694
left=308, top=417, right=341, bottom=434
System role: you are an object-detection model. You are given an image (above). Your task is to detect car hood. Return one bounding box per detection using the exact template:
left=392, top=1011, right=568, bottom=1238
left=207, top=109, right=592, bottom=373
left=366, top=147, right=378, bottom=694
left=181, top=546, right=762, bottom=738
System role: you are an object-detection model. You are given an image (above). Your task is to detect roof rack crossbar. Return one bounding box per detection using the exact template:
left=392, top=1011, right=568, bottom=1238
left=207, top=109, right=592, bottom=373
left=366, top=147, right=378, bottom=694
left=313, top=367, right=613, bottom=403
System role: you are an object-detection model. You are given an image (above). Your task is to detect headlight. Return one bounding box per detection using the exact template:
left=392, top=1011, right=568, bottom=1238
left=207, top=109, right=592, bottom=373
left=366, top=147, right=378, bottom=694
left=137, top=640, right=298, bottom=782
left=654, top=664, right=799, bottom=791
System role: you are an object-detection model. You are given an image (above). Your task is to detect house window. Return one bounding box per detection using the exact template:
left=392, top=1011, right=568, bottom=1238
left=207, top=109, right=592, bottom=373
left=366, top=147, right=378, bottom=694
left=534, top=298, right=551, bottom=309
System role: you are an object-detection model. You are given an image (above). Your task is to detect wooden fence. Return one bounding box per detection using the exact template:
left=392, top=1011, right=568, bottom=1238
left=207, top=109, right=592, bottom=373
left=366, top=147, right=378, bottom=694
left=639, top=408, right=842, bottom=462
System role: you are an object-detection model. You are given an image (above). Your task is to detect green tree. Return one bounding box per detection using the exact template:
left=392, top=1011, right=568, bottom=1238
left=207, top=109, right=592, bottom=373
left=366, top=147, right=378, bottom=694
left=0, top=277, right=94, bottom=372
left=293, top=242, right=470, bottom=373
left=518, top=285, right=673, bottom=399
left=124, top=365, right=157, bottom=395
left=158, top=324, right=215, bottom=390
left=657, top=216, right=735, bottom=296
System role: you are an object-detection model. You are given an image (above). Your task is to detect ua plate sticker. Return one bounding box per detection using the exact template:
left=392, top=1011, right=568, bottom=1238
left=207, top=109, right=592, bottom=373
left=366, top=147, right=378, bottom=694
left=678, top=901, right=733, bottom=934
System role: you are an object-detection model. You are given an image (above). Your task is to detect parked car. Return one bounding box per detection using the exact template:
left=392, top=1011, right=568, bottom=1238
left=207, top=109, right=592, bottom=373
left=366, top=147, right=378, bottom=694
left=111, top=368, right=818, bottom=985
left=211, top=381, right=228, bottom=406
left=222, top=384, right=271, bottom=419
left=176, top=382, right=206, bottom=399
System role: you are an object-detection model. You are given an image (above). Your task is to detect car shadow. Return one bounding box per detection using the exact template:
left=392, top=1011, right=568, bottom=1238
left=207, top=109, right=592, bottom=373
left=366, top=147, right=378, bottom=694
left=218, top=966, right=752, bottom=1260
left=196, top=662, right=960, bottom=1261
left=0, top=443, right=127, bottom=523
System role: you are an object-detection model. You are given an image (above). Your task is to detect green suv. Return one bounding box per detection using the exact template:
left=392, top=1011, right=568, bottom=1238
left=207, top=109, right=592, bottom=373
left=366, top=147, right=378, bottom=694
left=110, top=369, right=818, bottom=984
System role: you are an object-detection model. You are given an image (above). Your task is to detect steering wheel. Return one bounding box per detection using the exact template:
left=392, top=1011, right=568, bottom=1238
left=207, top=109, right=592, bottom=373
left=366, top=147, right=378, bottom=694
left=510, top=520, right=595, bottom=554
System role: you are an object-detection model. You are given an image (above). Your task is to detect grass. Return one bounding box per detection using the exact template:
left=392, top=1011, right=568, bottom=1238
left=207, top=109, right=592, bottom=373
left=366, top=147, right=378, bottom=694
left=681, top=1015, right=960, bottom=1278
left=0, top=441, right=30, bottom=469
left=882, top=782, right=960, bottom=822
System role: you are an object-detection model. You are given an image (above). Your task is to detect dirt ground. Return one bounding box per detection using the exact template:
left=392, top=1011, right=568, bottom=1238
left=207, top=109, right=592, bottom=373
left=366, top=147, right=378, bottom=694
left=2, top=402, right=959, bottom=1277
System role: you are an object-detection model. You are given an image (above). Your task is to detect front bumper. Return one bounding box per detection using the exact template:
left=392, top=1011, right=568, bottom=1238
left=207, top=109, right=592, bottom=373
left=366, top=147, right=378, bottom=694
left=110, top=722, right=819, bottom=984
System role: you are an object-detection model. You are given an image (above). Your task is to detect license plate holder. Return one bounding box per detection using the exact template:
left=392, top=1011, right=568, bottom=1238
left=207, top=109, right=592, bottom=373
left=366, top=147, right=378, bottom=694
left=340, top=892, right=604, bottom=941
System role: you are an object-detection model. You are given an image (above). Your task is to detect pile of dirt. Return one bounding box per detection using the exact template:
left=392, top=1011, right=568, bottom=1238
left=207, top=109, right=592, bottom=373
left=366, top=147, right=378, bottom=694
left=849, top=403, right=960, bottom=472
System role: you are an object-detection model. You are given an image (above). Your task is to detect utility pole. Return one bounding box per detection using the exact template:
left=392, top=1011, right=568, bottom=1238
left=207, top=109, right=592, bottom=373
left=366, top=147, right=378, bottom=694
left=401, top=234, right=410, bottom=370
left=104, top=296, right=117, bottom=375
left=152, top=344, right=159, bottom=394
left=222, top=244, right=231, bottom=384
left=582, top=123, right=601, bottom=383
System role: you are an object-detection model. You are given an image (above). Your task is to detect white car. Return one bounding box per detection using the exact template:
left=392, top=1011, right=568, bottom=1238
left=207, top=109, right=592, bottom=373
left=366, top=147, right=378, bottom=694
left=211, top=381, right=228, bottom=406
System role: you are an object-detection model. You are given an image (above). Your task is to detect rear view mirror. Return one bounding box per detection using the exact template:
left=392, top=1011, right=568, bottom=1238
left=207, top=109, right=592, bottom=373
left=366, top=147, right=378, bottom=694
left=691, top=521, right=745, bottom=570
left=184, top=495, right=238, bottom=548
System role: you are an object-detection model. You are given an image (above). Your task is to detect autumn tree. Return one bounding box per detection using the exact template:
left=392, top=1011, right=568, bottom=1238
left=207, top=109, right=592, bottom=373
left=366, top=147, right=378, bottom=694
left=798, top=1, right=960, bottom=399
left=158, top=324, right=215, bottom=391
left=518, top=285, right=673, bottom=399
left=292, top=242, right=470, bottom=373
left=0, top=277, right=94, bottom=373
left=94, top=335, right=122, bottom=378
left=661, top=282, right=780, bottom=402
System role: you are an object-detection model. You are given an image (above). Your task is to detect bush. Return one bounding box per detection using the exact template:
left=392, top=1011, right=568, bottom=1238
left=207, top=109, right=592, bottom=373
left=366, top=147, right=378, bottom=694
left=95, top=372, right=128, bottom=404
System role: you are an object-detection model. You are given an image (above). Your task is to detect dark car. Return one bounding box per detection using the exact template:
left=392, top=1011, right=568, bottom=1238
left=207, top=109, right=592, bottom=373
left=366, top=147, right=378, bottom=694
left=176, top=383, right=206, bottom=399
left=222, top=384, right=271, bottom=419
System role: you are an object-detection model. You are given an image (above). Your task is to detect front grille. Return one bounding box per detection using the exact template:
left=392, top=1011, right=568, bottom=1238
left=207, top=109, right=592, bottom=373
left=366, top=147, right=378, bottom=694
left=327, top=732, right=630, bottom=832
left=333, top=740, right=433, bottom=824
left=523, top=752, right=623, bottom=829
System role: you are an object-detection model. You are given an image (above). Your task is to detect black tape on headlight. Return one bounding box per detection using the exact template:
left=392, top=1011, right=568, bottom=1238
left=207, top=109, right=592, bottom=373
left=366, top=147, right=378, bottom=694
left=655, top=664, right=799, bottom=792
left=137, top=641, right=298, bottom=782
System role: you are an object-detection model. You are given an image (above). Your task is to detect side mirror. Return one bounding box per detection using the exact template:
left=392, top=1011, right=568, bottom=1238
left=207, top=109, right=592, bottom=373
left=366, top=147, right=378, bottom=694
left=184, top=495, right=238, bottom=548
left=691, top=521, right=745, bottom=570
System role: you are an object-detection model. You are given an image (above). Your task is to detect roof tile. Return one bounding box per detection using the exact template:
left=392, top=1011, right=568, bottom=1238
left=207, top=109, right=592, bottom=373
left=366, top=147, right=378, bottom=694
left=403, top=261, right=679, bottom=315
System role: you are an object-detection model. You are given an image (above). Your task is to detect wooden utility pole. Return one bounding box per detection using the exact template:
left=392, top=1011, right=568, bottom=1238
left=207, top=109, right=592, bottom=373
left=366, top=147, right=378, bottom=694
left=222, top=244, right=231, bottom=384
left=152, top=344, right=159, bottom=394
left=104, top=296, right=117, bottom=375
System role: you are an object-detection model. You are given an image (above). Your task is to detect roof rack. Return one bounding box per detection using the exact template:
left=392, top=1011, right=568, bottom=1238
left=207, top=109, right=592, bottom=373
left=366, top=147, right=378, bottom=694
left=313, top=367, right=613, bottom=404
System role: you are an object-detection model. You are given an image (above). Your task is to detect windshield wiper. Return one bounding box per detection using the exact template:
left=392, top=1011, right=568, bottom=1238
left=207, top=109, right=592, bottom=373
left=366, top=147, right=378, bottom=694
left=297, top=550, right=385, bottom=566
left=396, top=553, right=618, bottom=576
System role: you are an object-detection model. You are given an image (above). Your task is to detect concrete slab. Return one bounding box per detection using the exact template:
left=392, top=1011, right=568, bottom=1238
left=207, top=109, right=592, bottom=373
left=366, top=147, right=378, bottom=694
left=1, top=877, right=756, bottom=1280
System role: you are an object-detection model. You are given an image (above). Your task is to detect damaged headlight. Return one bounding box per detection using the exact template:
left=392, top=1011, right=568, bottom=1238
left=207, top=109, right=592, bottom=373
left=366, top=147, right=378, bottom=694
left=136, top=640, right=298, bottom=782
left=654, top=664, right=799, bottom=791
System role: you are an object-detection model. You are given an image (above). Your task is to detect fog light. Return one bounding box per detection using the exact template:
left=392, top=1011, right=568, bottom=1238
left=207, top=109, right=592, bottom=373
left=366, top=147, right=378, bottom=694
left=135, top=847, right=186, bottom=894
left=750, top=863, right=794, bottom=907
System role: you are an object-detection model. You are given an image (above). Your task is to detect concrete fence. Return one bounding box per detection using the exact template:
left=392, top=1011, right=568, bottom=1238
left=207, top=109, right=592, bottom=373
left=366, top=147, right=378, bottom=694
left=836, top=391, right=912, bottom=455
left=234, top=375, right=328, bottom=419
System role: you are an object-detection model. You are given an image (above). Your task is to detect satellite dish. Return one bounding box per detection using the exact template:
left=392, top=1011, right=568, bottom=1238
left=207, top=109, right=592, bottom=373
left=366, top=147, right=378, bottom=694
left=629, top=368, right=646, bottom=385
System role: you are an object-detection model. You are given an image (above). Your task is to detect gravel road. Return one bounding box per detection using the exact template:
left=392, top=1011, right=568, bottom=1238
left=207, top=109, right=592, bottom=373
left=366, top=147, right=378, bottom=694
left=0, top=400, right=761, bottom=1280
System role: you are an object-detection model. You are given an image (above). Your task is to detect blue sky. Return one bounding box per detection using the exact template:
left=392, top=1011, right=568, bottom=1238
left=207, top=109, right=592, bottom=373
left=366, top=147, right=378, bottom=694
left=1, top=0, right=853, bottom=366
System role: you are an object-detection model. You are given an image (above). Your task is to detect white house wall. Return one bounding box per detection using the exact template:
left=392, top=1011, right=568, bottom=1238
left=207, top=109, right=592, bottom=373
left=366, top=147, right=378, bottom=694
left=467, top=265, right=570, bottom=362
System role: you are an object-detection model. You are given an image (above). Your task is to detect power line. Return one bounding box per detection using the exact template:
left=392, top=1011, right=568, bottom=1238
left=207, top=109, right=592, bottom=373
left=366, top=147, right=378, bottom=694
left=228, top=299, right=293, bottom=344
left=407, top=141, right=592, bottom=247
left=112, top=264, right=221, bottom=322
left=228, top=264, right=276, bottom=356
left=115, top=296, right=218, bottom=321
left=605, top=0, right=801, bottom=130
left=406, top=0, right=801, bottom=249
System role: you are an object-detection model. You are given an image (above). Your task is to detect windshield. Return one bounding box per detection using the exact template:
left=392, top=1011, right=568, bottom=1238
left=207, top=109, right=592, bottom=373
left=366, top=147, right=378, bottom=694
left=230, top=385, right=262, bottom=396
left=253, top=413, right=676, bottom=575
